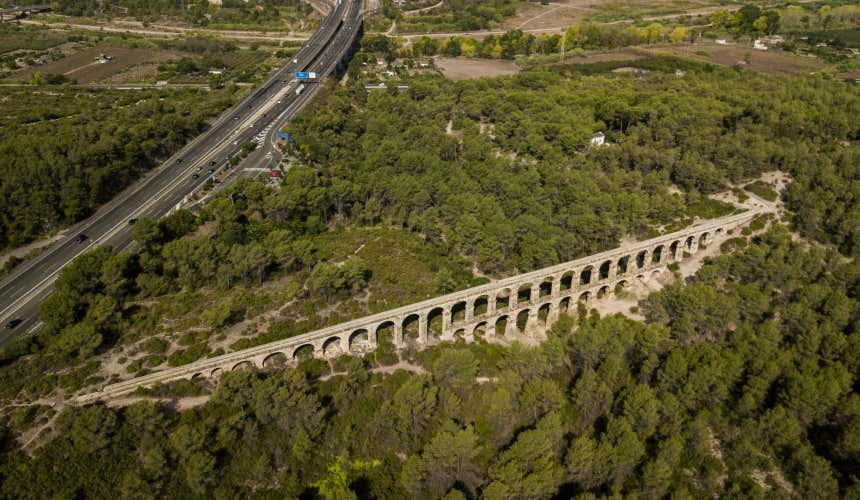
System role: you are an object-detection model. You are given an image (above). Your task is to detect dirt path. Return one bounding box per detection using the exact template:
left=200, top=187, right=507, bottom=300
left=516, top=5, right=564, bottom=30
left=403, top=0, right=443, bottom=16
left=304, top=0, right=333, bottom=16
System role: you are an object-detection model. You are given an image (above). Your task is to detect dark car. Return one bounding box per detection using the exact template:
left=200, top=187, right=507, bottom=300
left=4, top=319, right=22, bottom=330
left=75, top=234, right=88, bottom=243
left=176, top=158, right=183, bottom=164
left=128, top=218, right=138, bottom=225
left=208, top=168, right=215, bottom=174
left=209, top=160, right=216, bottom=166
left=192, top=173, right=200, bottom=179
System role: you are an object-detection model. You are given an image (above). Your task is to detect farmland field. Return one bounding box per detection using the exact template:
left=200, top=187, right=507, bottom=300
left=651, top=42, right=829, bottom=74
left=9, top=45, right=184, bottom=83
left=0, top=24, right=69, bottom=54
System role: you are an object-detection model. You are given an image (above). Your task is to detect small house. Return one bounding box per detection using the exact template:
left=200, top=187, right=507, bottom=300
left=753, top=39, right=767, bottom=51
left=591, top=132, right=605, bottom=147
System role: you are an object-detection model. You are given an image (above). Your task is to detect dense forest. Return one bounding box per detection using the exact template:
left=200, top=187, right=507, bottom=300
left=0, top=56, right=857, bottom=497
left=0, top=87, right=237, bottom=249
left=0, top=57, right=857, bottom=399
left=1, top=227, right=858, bottom=497
left=310, top=61, right=860, bottom=260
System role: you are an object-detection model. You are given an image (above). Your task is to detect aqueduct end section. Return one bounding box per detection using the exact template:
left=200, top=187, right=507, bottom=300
left=77, top=210, right=762, bottom=404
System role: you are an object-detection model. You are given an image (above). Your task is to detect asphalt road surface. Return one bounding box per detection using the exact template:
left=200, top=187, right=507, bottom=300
left=0, top=0, right=364, bottom=344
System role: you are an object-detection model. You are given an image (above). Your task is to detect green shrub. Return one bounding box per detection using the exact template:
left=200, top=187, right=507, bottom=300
left=142, top=337, right=168, bottom=354
left=299, top=358, right=330, bottom=380
left=167, top=343, right=211, bottom=367
left=744, top=180, right=778, bottom=201
left=748, top=213, right=771, bottom=232
left=721, top=237, right=747, bottom=252
left=144, top=355, right=165, bottom=367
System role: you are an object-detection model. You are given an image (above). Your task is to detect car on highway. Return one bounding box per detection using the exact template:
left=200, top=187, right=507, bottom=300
left=176, top=158, right=183, bottom=164
left=4, top=318, right=22, bottom=330
left=128, top=218, right=138, bottom=225
left=75, top=233, right=88, bottom=243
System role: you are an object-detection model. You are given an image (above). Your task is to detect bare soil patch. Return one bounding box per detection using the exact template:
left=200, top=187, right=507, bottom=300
left=435, top=57, right=520, bottom=80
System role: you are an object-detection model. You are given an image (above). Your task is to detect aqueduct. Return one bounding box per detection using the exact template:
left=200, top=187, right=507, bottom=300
left=77, top=209, right=761, bottom=403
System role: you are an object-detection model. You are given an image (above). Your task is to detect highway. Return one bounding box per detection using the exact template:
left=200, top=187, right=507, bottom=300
left=0, top=0, right=364, bottom=344
left=240, top=0, right=364, bottom=178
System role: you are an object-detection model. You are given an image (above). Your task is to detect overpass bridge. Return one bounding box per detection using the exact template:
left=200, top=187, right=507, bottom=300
left=77, top=209, right=763, bottom=404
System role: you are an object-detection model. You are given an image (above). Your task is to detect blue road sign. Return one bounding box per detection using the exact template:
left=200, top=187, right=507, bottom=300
left=295, top=72, right=309, bottom=79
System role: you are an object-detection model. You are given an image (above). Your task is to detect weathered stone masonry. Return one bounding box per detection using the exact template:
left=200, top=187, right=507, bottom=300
left=77, top=209, right=761, bottom=403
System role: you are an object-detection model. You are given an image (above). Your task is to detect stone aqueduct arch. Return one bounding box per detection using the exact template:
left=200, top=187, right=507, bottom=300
left=77, top=211, right=761, bottom=403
